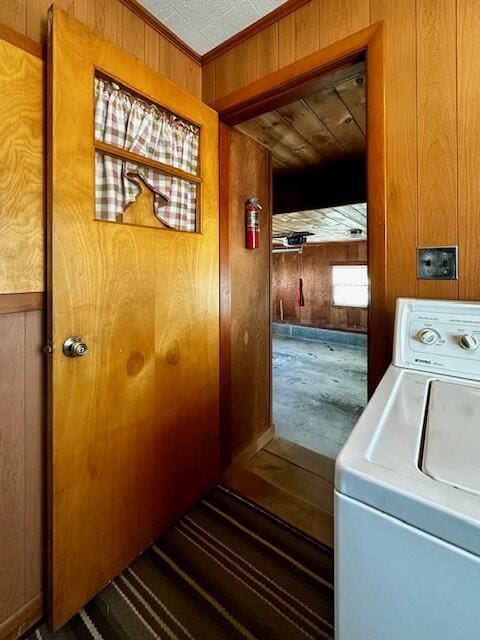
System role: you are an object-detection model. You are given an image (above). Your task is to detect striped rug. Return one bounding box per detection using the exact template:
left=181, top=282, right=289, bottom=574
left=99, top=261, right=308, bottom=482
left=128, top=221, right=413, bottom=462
left=30, top=487, right=334, bottom=639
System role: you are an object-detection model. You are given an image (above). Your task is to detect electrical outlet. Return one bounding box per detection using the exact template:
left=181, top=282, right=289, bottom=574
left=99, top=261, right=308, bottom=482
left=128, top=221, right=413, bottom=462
left=417, top=246, right=458, bottom=280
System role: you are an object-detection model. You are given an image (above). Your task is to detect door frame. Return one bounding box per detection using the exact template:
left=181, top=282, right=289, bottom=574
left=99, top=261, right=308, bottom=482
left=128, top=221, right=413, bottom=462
left=214, top=22, right=386, bottom=408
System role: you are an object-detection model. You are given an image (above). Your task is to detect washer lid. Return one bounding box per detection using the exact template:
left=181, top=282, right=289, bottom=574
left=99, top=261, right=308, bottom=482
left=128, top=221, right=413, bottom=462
left=422, top=380, right=480, bottom=495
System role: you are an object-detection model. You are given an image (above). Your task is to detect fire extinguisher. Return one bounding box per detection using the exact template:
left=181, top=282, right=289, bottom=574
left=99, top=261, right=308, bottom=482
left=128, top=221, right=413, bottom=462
left=245, top=197, right=262, bottom=250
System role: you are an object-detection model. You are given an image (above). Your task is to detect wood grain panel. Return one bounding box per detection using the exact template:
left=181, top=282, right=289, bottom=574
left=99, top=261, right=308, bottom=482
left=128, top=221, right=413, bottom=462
left=0, top=37, right=44, bottom=295
left=278, top=13, right=296, bottom=69
left=94, top=0, right=123, bottom=46
left=0, top=1, right=26, bottom=34
left=417, top=0, right=458, bottom=300
left=294, top=0, right=320, bottom=59
left=215, top=38, right=257, bottom=100
left=272, top=251, right=301, bottom=323
left=318, top=0, right=370, bottom=48
left=202, top=59, right=216, bottom=104
left=370, top=0, right=417, bottom=330
left=458, top=0, right=480, bottom=301
left=0, top=309, right=44, bottom=640
left=264, top=436, right=335, bottom=482
left=238, top=67, right=366, bottom=173
left=305, top=87, right=364, bottom=155
left=166, top=43, right=202, bottom=100
left=245, top=450, right=334, bottom=513
left=221, top=127, right=272, bottom=463
left=121, top=4, right=145, bottom=61
left=255, top=23, right=279, bottom=80
left=222, top=463, right=334, bottom=546
left=276, top=99, right=343, bottom=161
left=23, top=311, right=44, bottom=605
left=272, top=241, right=368, bottom=331
left=335, top=74, right=366, bottom=133
left=49, top=9, right=218, bottom=627
left=10, top=0, right=203, bottom=98
left=0, top=313, right=25, bottom=623
left=25, top=0, right=51, bottom=44
left=73, top=0, right=95, bottom=29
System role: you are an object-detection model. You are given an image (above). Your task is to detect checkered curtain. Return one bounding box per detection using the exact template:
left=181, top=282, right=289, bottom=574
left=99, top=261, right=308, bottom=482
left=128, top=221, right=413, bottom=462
left=94, top=78, right=199, bottom=232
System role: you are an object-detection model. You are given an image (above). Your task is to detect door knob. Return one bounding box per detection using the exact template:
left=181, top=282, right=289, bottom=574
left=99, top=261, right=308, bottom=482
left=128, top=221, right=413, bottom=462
left=63, top=336, right=88, bottom=358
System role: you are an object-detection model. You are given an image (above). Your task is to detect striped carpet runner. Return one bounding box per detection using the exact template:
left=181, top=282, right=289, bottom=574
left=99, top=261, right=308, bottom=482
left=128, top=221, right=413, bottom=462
left=30, top=487, right=334, bottom=639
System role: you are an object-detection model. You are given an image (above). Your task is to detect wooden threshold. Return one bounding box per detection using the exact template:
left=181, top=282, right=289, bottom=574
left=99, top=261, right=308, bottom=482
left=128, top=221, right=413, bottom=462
left=264, top=436, right=335, bottom=484
left=245, top=449, right=333, bottom=514
left=224, top=436, right=335, bottom=548
left=223, top=464, right=334, bottom=548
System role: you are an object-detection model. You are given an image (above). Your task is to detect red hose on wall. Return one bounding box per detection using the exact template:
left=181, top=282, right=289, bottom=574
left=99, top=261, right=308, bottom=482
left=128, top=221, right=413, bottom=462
left=297, top=278, right=305, bottom=307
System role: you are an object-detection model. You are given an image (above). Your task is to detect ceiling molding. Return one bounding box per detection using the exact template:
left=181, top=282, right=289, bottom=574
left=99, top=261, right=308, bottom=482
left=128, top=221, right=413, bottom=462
left=118, top=0, right=202, bottom=64
left=201, top=0, right=310, bottom=65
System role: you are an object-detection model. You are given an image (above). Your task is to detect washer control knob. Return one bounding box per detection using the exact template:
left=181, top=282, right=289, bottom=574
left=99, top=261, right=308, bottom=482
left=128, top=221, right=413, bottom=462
left=417, top=328, right=439, bottom=345
left=459, top=334, right=479, bottom=351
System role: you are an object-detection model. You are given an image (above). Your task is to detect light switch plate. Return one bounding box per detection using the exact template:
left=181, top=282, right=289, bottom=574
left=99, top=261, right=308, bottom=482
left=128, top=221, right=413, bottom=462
left=417, top=246, right=458, bottom=280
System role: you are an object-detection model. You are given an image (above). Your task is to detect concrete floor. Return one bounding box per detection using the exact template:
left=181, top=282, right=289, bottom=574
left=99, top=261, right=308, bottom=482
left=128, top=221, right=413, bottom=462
left=272, top=335, right=368, bottom=459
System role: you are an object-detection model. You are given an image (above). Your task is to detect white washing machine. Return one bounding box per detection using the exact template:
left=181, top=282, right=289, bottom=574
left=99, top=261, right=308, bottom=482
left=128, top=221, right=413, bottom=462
left=335, top=298, right=480, bottom=640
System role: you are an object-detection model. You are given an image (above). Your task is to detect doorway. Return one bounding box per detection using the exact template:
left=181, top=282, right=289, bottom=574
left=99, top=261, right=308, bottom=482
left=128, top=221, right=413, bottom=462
left=217, top=23, right=385, bottom=545
left=233, top=61, right=368, bottom=460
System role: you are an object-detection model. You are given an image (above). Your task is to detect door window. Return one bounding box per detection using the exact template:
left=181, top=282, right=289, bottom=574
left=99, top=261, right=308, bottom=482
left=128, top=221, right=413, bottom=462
left=94, top=76, right=200, bottom=232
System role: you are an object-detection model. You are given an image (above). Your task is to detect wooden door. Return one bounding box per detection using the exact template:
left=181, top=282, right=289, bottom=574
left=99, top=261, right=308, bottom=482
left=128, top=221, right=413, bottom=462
left=220, top=125, right=272, bottom=467
left=48, top=8, right=219, bottom=630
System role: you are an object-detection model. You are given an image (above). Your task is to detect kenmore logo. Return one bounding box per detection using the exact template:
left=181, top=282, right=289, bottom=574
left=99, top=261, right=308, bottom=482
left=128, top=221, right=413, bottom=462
left=415, top=358, right=431, bottom=364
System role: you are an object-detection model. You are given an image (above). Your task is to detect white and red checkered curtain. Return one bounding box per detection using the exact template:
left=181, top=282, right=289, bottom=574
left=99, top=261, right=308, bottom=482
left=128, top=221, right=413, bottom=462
left=94, top=78, right=199, bottom=232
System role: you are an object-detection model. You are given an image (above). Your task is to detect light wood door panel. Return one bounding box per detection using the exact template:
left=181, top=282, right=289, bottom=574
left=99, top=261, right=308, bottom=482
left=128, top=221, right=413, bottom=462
left=0, top=36, right=43, bottom=295
left=48, top=8, right=219, bottom=629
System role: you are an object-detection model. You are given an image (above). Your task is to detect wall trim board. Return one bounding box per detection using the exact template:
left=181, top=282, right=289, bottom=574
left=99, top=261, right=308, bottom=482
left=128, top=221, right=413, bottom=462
left=0, top=293, right=45, bottom=315
left=0, top=21, right=42, bottom=59
left=0, top=594, right=42, bottom=640
left=232, top=426, right=276, bottom=466
left=201, top=0, right=310, bottom=65
left=217, top=22, right=387, bottom=395
left=117, top=0, right=201, bottom=63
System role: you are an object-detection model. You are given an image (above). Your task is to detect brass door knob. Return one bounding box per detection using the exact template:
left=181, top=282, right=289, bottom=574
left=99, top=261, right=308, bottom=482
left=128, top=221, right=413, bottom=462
left=63, top=336, right=88, bottom=358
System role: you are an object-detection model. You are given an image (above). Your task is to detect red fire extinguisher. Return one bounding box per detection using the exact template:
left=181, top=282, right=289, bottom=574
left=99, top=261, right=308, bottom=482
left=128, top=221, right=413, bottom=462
left=245, top=197, right=262, bottom=250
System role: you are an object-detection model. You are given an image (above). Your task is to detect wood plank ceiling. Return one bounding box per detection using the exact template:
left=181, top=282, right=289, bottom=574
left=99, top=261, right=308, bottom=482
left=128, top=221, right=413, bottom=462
left=272, top=203, right=367, bottom=245
left=235, top=62, right=366, bottom=173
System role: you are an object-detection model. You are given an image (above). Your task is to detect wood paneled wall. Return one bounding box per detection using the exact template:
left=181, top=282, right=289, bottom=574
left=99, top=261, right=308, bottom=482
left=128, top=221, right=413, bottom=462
left=0, top=37, right=43, bottom=295
left=0, top=0, right=201, bottom=98
left=0, top=2, right=200, bottom=635
left=0, top=33, right=45, bottom=640
left=273, top=241, right=368, bottom=332
left=0, top=311, right=44, bottom=640
left=221, top=126, right=272, bottom=465
left=203, top=0, right=480, bottom=333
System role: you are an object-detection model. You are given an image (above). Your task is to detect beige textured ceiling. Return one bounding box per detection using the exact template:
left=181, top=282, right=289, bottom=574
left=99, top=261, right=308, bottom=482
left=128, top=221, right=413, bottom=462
left=272, top=203, right=367, bottom=244
left=137, top=0, right=289, bottom=54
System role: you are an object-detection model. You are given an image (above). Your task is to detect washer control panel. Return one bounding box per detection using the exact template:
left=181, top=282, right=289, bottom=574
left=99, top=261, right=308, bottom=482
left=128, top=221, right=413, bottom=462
left=393, top=299, right=480, bottom=380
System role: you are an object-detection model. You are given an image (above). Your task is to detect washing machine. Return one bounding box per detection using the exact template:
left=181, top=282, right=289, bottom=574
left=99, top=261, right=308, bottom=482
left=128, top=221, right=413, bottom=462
left=335, top=298, right=480, bottom=640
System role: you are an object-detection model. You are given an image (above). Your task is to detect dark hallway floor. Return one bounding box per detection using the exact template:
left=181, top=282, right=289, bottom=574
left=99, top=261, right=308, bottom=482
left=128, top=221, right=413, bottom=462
left=272, top=335, right=368, bottom=459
